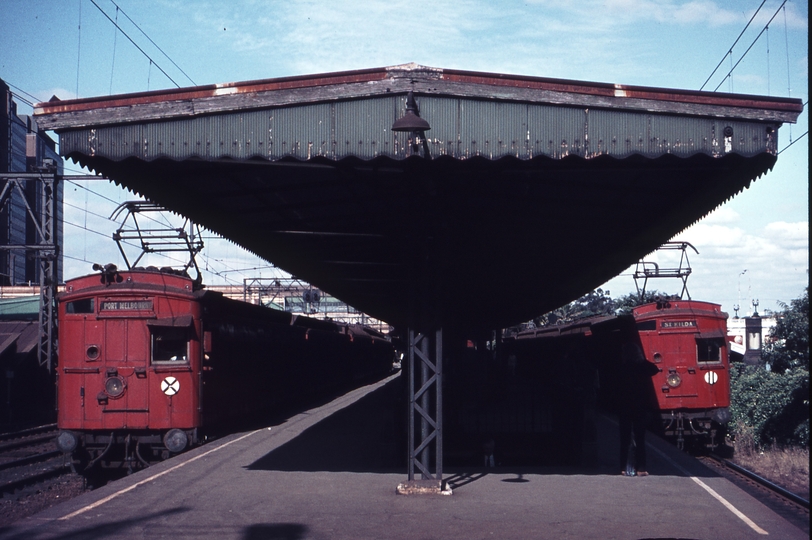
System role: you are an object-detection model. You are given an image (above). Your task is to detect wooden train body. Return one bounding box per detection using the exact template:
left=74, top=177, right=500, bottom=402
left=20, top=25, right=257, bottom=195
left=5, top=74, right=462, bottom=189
left=55, top=267, right=394, bottom=471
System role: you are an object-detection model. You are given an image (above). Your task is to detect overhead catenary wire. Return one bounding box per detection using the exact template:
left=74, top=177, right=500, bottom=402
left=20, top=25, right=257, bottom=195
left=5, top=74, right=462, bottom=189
left=782, top=4, right=792, bottom=97
left=6, top=83, right=39, bottom=107
left=63, top=177, right=273, bottom=285
left=88, top=0, right=180, bottom=88
left=778, top=130, right=807, bottom=154
left=109, top=5, right=119, bottom=95
left=107, top=0, right=196, bottom=86
left=76, top=0, right=82, bottom=98
left=712, top=0, right=789, bottom=93
left=782, top=4, right=794, bottom=141
left=700, top=0, right=768, bottom=91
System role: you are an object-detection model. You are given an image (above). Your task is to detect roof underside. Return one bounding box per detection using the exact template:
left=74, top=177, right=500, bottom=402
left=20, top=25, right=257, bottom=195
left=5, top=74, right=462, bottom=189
left=35, top=64, right=803, bottom=331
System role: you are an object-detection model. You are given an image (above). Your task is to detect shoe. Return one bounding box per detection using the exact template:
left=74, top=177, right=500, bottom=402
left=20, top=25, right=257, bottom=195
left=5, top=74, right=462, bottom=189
left=637, top=471, right=649, bottom=477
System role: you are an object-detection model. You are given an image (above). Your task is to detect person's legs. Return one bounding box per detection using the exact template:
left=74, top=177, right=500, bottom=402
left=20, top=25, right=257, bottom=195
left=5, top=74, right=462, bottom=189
left=619, top=415, right=632, bottom=472
left=632, top=415, right=647, bottom=473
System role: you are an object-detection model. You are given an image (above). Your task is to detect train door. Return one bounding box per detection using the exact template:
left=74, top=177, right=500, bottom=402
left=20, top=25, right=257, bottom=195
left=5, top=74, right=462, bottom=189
left=146, top=315, right=197, bottom=429
left=58, top=298, right=101, bottom=429
left=95, top=317, right=150, bottom=429
left=638, top=323, right=701, bottom=408
left=695, top=333, right=729, bottom=407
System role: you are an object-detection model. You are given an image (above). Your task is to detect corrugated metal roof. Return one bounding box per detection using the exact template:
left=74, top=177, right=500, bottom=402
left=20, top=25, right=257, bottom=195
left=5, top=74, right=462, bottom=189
left=29, top=65, right=805, bottom=330
left=55, top=95, right=784, bottom=163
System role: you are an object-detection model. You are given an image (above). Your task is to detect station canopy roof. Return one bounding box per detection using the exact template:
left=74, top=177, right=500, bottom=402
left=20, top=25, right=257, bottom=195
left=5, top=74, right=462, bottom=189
left=34, top=64, right=803, bottom=331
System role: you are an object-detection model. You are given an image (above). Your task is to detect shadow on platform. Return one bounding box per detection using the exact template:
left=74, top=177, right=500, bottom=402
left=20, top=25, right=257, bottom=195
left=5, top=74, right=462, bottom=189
left=247, top=376, right=406, bottom=473
left=243, top=523, right=308, bottom=540
left=246, top=375, right=720, bottom=481
left=0, top=507, right=190, bottom=540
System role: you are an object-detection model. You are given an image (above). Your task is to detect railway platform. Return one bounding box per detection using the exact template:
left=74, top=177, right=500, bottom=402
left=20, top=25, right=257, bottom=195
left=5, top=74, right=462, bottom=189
left=1, top=373, right=807, bottom=540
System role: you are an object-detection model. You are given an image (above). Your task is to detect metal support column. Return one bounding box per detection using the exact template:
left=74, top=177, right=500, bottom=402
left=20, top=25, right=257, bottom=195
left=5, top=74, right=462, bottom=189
left=0, top=170, right=60, bottom=373
left=38, top=173, right=59, bottom=373
left=397, top=327, right=449, bottom=495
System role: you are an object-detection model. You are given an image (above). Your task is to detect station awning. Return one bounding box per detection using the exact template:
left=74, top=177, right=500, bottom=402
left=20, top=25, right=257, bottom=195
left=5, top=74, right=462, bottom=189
left=34, top=64, right=803, bottom=330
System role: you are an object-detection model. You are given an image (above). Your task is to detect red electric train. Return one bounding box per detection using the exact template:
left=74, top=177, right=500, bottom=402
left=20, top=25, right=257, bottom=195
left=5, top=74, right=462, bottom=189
left=506, top=298, right=731, bottom=450
left=55, top=265, right=395, bottom=472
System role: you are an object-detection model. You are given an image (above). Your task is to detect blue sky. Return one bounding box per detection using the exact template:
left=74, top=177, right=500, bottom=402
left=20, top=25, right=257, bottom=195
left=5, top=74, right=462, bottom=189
left=1, top=0, right=808, bottom=317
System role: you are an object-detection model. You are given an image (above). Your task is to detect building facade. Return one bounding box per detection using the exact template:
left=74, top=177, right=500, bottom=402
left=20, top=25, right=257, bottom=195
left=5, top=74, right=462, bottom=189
left=1, top=78, right=63, bottom=286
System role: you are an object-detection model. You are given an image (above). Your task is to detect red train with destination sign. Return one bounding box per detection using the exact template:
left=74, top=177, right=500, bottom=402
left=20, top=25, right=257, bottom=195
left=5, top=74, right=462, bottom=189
left=55, top=265, right=395, bottom=472
left=632, top=300, right=731, bottom=447
left=505, top=299, right=731, bottom=450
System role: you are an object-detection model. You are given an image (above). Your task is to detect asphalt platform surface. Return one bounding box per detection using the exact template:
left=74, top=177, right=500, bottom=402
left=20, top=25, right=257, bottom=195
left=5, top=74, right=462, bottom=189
left=2, top=372, right=807, bottom=540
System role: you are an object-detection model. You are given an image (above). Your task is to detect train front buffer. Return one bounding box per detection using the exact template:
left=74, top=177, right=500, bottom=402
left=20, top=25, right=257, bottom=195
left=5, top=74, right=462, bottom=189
left=55, top=271, right=202, bottom=469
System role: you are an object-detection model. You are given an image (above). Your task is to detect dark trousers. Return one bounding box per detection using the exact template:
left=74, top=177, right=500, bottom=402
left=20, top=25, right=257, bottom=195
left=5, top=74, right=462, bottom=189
left=619, top=413, right=648, bottom=471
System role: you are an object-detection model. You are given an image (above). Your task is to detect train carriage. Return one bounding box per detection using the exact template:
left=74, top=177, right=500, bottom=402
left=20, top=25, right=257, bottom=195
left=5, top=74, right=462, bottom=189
left=504, top=298, right=732, bottom=452
left=55, top=265, right=395, bottom=472
left=633, top=299, right=731, bottom=448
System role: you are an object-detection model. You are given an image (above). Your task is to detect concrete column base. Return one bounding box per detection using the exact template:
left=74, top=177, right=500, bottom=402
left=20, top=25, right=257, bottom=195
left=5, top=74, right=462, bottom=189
left=396, top=479, right=453, bottom=496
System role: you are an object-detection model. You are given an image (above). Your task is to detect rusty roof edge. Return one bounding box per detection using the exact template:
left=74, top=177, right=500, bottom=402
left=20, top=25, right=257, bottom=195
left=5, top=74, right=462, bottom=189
left=439, top=67, right=804, bottom=108
left=34, top=63, right=803, bottom=130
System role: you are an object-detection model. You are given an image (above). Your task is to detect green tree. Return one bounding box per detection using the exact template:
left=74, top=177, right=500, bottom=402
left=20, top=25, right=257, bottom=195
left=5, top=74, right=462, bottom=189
left=612, top=290, right=676, bottom=316
left=534, top=288, right=614, bottom=326
left=730, top=287, right=809, bottom=449
left=730, top=363, right=809, bottom=448
left=762, top=287, right=809, bottom=373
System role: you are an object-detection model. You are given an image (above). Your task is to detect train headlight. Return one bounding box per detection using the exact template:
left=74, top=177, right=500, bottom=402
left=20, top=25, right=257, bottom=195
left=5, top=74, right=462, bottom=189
left=666, top=373, right=682, bottom=388
left=105, top=376, right=126, bottom=398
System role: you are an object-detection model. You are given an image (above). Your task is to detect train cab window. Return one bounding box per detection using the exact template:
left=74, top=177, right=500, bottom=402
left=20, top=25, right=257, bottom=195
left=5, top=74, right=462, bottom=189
left=636, top=320, right=656, bottom=331
left=696, top=338, right=724, bottom=364
left=151, top=328, right=189, bottom=363
left=66, top=298, right=95, bottom=314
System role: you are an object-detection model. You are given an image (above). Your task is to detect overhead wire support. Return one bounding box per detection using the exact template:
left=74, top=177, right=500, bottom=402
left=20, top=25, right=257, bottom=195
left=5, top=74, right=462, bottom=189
left=88, top=0, right=180, bottom=88
left=6, top=82, right=40, bottom=106
left=700, top=0, right=767, bottom=91
left=108, top=0, right=197, bottom=86
left=712, top=0, right=789, bottom=93
left=778, top=130, right=808, bottom=154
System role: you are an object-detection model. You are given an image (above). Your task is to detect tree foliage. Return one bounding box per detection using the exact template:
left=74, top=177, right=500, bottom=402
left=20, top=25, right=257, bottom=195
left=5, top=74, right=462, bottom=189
left=730, top=287, right=809, bottom=449
left=533, top=288, right=615, bottom=326
left=761, top=287, right=809, bottom=373
left=612, top=290, right=677, bottom=316
left=534, top=288, right=679, bottom=325
left=729, top=363, right=809, bottom=448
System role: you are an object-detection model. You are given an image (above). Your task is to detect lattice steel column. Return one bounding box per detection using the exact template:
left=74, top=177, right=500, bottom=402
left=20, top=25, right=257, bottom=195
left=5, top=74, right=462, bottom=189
left=38, top=172, right=59, bottom=373
left=397, top=327, right=450, bottom=495
left=0, top=171, right=59, bottom=373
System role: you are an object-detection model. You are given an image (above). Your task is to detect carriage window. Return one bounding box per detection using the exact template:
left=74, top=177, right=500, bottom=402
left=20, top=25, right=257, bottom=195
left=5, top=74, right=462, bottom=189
left=636, top=320, right=656, bottom=331
left=696, top=338, right=724, bottom=364
left=151, top=328, right=189, bottom=363
left=66, top=298, right=94, bottom=314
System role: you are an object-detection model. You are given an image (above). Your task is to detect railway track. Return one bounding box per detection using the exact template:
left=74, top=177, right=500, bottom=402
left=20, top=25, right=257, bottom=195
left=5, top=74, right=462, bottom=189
left=699, top=453, right=809, bottom=534
left=0, top=424, right=73, bottom=497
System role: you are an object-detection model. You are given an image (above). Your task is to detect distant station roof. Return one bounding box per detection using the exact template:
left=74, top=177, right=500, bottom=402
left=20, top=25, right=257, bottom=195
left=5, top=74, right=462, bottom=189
left=35, top=64, right=803, bottom=330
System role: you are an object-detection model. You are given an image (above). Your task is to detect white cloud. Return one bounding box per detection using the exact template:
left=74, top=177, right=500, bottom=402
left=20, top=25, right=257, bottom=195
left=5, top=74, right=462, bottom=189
left=601, top=214, right=808, bottom=310
left=600, top=0, right=807, bottom=30
left=36, top=87, right=77, bottom=103
left=603, top=0, right=739, bottom=26
left=701, top=205, right=741, bottom=225
left=763, top=221, right=809, bottom=249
